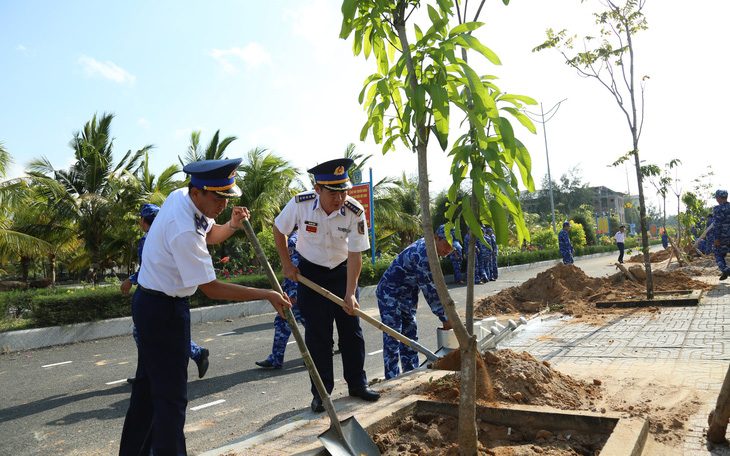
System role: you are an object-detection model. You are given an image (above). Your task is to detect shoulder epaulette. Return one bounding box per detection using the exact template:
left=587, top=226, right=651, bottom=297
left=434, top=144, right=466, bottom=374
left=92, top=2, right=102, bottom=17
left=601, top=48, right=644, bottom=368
left=295, top=193, right=316, bottom=203
left=343, top=200, right=363, bottom=217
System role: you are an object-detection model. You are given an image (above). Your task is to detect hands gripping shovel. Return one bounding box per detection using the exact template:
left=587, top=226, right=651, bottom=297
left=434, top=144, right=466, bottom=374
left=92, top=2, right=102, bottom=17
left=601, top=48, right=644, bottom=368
left=241, top=219, right=380, bottom=456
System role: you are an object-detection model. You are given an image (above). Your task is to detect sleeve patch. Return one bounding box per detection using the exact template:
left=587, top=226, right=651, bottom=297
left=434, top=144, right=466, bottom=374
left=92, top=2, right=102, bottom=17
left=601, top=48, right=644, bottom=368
left=344, top=200, right=363, bottom=217
left=358, top=220, right=365, bottom=235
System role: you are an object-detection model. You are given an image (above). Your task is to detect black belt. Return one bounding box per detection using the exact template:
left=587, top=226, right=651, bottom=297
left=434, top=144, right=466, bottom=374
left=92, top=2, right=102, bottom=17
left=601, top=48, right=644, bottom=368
left=137, top=284, right=174, bottom=298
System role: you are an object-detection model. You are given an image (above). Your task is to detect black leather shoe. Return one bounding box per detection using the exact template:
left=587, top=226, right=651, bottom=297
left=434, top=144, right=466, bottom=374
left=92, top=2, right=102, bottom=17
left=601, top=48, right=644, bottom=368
left=126, top=377, right=135, bottom=384
left=195, top=348, right=210, bottom=378
left=348, top=385, right=380, bottom=402
left=255, top=359, right=282, bottom=369
left=721, top=271, right=730, bottom=281
left=311, top=397, right=325, bottom=413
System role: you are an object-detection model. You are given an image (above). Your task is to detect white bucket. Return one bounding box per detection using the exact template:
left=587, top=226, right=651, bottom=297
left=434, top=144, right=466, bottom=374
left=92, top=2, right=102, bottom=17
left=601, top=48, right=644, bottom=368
left=436, top=328, right=458, bottom=350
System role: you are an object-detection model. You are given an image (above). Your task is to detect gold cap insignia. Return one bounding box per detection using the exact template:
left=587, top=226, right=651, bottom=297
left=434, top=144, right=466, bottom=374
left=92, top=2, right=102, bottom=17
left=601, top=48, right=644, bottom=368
left=334, top=166, right=345, bottom=176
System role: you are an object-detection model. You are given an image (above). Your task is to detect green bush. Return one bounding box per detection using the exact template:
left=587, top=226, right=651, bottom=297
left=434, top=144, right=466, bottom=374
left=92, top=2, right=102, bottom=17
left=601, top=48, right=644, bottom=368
left=531, top=229, right=558, bottom=249
left=32, top=287, right=133, bottom=327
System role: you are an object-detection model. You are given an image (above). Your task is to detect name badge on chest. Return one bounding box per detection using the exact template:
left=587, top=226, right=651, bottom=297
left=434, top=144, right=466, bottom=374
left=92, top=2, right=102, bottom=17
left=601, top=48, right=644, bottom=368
left=305, top=221, right=318, bottom=233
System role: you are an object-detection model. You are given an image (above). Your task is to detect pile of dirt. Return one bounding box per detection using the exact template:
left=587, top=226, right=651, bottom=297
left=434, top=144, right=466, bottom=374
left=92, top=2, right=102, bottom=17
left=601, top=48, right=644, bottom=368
left=474, top=263, right=715, bottom=317
left=372, top=409, right=608, bottom=456
left=376, top=349, right=605, bottom=455
left=627, top=247, right=672, bottom=263
left=423, top=349, right=602, bottom=409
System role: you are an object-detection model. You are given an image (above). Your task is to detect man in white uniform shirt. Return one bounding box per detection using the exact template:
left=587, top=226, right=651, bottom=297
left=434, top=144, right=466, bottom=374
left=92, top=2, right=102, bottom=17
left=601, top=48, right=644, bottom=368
left=613, top=225, right=626, bottom=264
left=119, top=158, right=290, bottom=456
left=274, top=158, right=380, bottom=413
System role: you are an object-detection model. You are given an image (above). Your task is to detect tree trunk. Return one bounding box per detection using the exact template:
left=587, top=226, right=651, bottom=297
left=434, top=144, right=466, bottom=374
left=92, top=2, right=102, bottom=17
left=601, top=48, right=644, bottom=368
left=48, top=253, right=56, bottom=285
left=20, top=256, right=30, bottom=283
left=633, top=150, right=654, bottom=299
left=392, top=10, right=477, bottom=455
left=707, top=362, right=730, bottom=443
left=458, top=335, right=479, bottom=456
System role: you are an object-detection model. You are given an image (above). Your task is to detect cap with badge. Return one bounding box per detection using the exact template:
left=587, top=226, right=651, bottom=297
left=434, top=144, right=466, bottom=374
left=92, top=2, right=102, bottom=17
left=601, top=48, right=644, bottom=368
left=308, top=158, right=354, bottom=191
left=137, top=203, right=160, bottom=218
left=563, top=222, right=571, bottom=227
left=714, top=189, right=728, bottom=199
left=183, top=158, right=242, bottom=198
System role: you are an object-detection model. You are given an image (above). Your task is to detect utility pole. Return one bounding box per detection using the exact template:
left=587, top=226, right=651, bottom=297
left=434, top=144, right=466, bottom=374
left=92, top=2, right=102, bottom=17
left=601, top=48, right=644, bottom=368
left=524, top=99, right=567, bottom=234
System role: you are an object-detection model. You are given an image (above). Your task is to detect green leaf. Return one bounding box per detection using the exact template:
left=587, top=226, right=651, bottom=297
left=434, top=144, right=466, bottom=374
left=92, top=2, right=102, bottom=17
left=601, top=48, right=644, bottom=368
left=495, top=117, right=516, bottom=154
left=498, top=94, right=538, bottom=106
left=502, top=107, right=536, bottom=134
left=456, top=35, right=501, bottom=65
left=359, top=74, right=383, bottom=104
left=448, top=22, right=483, bottom=38
left=364, top=26, right=373, bottom=59
left=461, top=194, right=483, bottom=236
left=428, top=84, right=450, bottom=150
left=488, top=200, right=509, bottom=245
left=513, top=139, right=536, bottom=192
left=339, top=0, right=356, bottom=39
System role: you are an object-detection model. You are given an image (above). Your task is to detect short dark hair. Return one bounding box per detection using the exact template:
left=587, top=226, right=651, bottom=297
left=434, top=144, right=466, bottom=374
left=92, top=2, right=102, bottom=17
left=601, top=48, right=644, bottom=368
left=143, top=216, right=156, bottom=226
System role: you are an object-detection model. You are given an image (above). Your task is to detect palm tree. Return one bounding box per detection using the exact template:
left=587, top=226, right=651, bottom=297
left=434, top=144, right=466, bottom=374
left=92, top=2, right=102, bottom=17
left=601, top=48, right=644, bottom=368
left=0, top=144, right=55, bottom=277
left=133, top=151, right=181, bottom=206
left=28, top=112, right=153, bottom=284
left=236, top=148, right=301, bottom=232
left=178, top=130, right=238, bottom=167
left=373, top=172, right=422, bottom=252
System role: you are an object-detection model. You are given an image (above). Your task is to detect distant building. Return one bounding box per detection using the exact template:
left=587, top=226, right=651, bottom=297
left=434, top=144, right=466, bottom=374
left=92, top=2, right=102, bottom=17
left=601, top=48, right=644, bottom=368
left=591, top=186, right=626, bottom=223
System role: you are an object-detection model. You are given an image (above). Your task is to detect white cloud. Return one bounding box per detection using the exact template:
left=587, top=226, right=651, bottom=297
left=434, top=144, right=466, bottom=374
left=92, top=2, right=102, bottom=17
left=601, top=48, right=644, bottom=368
left=283, top=0, right=341, bottom=62
left=78, top=55, right=136, bottom=85
left=209, top=43, right=272, bottom=73
left=138, top=118, right=150, bottom=130
left=16, top=45, right=26, bottom=51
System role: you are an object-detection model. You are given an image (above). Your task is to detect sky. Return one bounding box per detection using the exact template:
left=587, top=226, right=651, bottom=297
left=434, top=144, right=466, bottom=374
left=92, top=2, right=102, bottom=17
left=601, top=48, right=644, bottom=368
left=1, top=0, right=727, bottom=216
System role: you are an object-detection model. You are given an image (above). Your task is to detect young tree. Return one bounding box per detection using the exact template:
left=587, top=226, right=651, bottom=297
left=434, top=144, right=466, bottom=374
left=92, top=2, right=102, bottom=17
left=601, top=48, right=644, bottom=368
left=534, top=0, right=655, bottom=297
left=341, top=1, right=536, bottom=452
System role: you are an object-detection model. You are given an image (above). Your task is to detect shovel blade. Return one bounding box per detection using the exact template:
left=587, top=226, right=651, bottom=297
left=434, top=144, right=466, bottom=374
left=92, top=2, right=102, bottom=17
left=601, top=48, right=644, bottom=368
left=318, top=416, right=380, bottom=456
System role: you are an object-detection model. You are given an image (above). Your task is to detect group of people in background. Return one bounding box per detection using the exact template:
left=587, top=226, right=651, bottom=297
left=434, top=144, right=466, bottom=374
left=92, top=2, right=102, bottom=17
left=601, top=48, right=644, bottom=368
left=447, top=225, right=499, bottom=284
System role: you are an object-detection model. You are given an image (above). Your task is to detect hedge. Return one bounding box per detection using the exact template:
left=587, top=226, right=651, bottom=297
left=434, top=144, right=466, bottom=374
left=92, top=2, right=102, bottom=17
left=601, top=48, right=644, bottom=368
left=0, top=238, right=661, bottom=330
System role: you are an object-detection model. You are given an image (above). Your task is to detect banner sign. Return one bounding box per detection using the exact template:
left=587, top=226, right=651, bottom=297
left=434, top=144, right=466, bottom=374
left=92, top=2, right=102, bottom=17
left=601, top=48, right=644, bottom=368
left=349, top=183, right=372, bottom=228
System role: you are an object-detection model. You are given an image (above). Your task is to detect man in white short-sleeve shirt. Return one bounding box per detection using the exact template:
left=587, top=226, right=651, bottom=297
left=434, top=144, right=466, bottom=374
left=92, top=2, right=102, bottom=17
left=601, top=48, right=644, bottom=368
left=274, top=158, right=379, bottom=413
left=613, top=225, right=626, bottom=264
left=119, top=158, right=290, bottom=456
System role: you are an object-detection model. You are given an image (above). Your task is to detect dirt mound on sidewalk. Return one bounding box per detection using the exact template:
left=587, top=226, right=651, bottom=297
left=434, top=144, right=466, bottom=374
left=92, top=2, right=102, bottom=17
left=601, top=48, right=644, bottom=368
left=422, top=349, right=602, bottom=409
left=627, top=247, right=672, bottom=263
left=474, top=263, right=714, bottom=317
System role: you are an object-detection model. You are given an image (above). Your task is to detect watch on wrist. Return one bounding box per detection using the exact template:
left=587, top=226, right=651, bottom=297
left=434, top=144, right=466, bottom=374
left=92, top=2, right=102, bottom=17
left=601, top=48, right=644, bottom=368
left=228, top=220, right=241, bottom=231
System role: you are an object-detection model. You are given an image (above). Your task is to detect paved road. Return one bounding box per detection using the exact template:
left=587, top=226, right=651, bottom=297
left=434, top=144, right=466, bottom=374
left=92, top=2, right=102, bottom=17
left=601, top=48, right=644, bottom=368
left=0, top=251, right=636, bottom=455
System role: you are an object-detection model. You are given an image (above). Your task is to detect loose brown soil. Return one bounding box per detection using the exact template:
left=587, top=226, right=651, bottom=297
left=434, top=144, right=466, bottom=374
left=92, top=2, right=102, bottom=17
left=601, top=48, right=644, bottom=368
left=373, top=350, right=606, bottom=455
left=474, top=261, right=715, bottom=319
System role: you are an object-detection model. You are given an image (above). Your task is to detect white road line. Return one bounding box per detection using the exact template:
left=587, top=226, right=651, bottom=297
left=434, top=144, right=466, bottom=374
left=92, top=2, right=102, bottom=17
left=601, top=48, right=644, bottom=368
left=190, top=399, right=226, bottom=411
left=42, top=361, right=72, bottom=368
left=287, top=341, right=296, bottom=345
left=216, top=331, right=236, bottom=336
left=368, top=349, right=383, bottom=356
left=106, top=379, right=129, bottom=385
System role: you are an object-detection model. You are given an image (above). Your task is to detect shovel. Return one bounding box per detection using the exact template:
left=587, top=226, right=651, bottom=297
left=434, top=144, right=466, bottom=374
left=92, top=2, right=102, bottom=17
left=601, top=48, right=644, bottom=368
left=296, top=273, right=440, bottom=363
left=241, top=220, right=380, bottom=456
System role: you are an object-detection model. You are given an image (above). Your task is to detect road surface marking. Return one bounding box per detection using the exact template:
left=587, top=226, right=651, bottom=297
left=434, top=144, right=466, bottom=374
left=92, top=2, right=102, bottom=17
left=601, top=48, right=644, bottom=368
left=191, top=399, right=226, bottom=411
left=368, top=349, right=383, bottom=356
left=42, top=361, right=72, bottom=368
left=106, top=379, right=129, bottom=385
left=217, top=331, right=236, bottom=336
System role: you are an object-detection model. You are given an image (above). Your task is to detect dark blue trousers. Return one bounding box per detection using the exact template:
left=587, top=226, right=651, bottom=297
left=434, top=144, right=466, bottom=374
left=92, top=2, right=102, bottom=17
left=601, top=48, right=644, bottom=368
left=119, top=288, right=190, bottom=456
left=297, top=258, right=367, bottom=399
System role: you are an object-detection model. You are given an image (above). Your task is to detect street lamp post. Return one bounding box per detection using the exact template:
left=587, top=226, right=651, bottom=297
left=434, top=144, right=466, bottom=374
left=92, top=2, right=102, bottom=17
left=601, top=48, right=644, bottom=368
left=524, top=99, right=567, bottom=234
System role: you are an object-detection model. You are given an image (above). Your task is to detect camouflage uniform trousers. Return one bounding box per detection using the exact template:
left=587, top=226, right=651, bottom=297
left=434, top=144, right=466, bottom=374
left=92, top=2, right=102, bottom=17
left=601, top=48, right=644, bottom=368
left=714, top=244, right=730, bottom=274
left=263, top=278, right=306, bottom=368
left=377, top=288, right=420, bottom=380
left=449, top=251, right=462, bottom=282
left=477, top=246, right=492, bottom=282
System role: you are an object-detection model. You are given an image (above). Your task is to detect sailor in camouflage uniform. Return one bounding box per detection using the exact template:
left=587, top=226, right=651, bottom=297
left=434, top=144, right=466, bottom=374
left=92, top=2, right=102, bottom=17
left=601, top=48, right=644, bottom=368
left=446, top=228, right=463, bottom=284
left=485, top=226, right=498, bottom=280
left=558, top=221, right=575, bottom=264
left=376, top=225, right=454, bottom=379
left=704, top=213, right=715, bottom=255
left=712, top=190, right=730, bottom=280
left=256, top=227, right=306, bottom=369
left=463, top=228, right=485, bottom=283
left=477, top=226, right=492, bottom=283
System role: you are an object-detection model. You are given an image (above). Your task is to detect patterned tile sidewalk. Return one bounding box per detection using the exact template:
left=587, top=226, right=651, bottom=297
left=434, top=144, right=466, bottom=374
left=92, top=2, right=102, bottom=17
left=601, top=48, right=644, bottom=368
left=508, top=282, right=730, bottom=455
